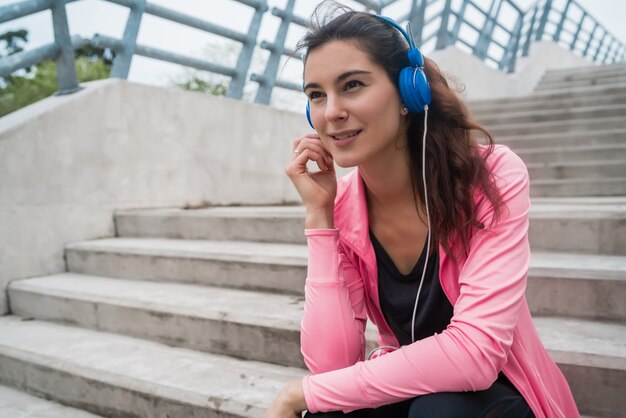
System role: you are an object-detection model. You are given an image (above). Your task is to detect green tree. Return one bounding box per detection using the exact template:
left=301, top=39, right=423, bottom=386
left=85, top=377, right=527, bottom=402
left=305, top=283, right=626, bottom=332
left=0, top=29, right=115, bottom=117
left=174, top=76, right=228, bottom=96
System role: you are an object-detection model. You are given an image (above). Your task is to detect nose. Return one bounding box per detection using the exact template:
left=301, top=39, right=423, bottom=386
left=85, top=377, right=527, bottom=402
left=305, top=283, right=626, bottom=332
left=324, top=94, right=348, bottom=123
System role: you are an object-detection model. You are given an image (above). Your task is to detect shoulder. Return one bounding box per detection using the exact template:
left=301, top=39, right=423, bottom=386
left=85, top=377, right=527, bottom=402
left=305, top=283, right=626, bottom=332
left=480, top=144, right=527, bottom=176
left=473, top=144, right=530, bottom=224
left=479, top=144, right=530, bottom=195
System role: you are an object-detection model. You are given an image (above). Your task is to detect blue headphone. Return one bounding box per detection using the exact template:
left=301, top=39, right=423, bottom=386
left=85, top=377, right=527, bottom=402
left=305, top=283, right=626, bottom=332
left=305, top=14, right=432, bottom=129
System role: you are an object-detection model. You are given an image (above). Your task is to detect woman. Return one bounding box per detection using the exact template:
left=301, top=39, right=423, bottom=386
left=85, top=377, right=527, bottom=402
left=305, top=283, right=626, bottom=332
left=263, top=3, right=579, bottom=417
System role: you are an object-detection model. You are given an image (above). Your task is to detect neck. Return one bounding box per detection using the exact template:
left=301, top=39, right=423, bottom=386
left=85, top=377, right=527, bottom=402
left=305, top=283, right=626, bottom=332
left=359, top=146, right=418, bottom=214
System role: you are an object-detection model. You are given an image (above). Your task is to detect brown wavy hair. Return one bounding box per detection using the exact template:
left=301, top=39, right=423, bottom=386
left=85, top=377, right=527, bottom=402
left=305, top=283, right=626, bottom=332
left=298, top=2, right=504, bottom=262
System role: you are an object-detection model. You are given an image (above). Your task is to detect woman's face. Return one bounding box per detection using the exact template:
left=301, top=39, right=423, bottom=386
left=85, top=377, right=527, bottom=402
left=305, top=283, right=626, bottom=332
left=303, top=39, right=407, bottom=168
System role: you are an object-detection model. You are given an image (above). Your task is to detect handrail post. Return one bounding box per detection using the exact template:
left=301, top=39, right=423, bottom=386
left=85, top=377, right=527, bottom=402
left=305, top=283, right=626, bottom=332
left=450, top=0, right=469, bottom=44
left=502, top=12, right=523, bottom=73
left=583, top=22, right=598, bottom=58
left=227, top=0, right=268, bottom=99
left=435, top=0, right=452, bottom=50
left=408, top=0, right=426, bottom=46
left=253, top=0, right=295, bottom=104
left=110, top=0, right=145, bottom=78
left=552, top=0, right=571, bottom=42
left=593, top=31, right=607, bottom=62
left=522, top=4, right=538, bottom=57
left=474, top=0, right=502, bottom=60
left=535, top=0, right=553, bottom=41
left=51, top=0, right=79, bottom=94
left=570, top=11, right=586, bottom=51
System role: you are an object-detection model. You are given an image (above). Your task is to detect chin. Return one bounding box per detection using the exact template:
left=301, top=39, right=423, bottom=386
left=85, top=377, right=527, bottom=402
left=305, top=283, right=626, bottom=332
left=326, top=156, right=359, bottom=168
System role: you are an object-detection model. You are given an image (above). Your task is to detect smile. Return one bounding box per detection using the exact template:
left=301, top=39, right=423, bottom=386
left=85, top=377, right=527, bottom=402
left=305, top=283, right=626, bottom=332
left=332, top=131, right=361, bottom=140
left=330, top=130, right=362, bottom=147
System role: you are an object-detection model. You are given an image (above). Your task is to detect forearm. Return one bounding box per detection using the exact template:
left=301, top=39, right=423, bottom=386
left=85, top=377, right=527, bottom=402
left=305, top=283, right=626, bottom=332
left=301, top=229, right=367, bottom=373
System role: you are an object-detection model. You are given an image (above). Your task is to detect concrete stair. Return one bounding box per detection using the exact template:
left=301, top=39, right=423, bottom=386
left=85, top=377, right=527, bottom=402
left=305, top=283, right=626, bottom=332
left=534, top=63, right=626, bottom=92
left=2, top=200, right=625, bottom=417
left=2, top=63, right=625, bottom=417
left=0, top=384, right=103, bottom=417
left=470, top=64, right=626, bottom=197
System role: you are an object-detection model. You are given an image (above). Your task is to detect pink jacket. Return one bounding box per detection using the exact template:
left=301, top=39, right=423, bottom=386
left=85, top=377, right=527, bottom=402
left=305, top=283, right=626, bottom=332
left=300, top=144, right=579, bottom=417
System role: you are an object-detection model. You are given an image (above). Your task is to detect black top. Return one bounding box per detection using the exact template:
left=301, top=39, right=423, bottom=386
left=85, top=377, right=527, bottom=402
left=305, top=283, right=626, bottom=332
left=370, top=228, right=519, bottom=392
left=370, top=229, right=453, bottom=346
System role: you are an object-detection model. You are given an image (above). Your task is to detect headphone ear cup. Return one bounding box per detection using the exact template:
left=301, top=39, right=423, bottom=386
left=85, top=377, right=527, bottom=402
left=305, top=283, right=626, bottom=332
left=398, top=65, right=431, bottom=113
left=305, top=101, right=314, bottom=129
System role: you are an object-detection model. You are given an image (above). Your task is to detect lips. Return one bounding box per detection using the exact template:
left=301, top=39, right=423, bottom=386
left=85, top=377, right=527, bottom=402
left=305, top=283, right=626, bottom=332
left=329, top=129, right=362, bottom=140
left=328, top=129, right=362, bottom=147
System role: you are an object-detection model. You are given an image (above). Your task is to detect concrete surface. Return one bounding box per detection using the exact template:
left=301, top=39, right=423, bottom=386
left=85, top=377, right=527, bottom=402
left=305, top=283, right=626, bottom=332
left=65, top=238, right=308, bottom=294
left=8, top=273, right=306, bottom=367
left=0, top=384, right=102, bottom=417
left=0, top=316, right=307, bottom=418
left=114, top=202, right=626, bottom=254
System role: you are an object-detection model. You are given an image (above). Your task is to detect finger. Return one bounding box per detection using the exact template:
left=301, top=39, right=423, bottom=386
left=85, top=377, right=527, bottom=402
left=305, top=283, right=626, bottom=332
left=289, top=148, right=328, bottom=173
left=299, top=148, right=329, bottom=172
left=292, top=133, right=319, bottom=151
left=295, top=139, right=333, bottom=164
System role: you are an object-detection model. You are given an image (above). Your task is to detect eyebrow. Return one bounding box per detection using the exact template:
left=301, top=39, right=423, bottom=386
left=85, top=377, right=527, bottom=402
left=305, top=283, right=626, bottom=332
left=303, top=70, right=372, bottom=92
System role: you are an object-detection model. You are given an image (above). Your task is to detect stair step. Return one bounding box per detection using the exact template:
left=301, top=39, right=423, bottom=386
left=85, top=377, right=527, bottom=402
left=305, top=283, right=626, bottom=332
left=65, top=238, right=308, bottom=294
left=115, top=206, right=306, bottom=244
left=535, top=76, right=626, bottom=91
left=527, top=252, right=626, bottom=320
left=527, top=159, right=626, bottom=182
left=486, top=116, right=625, bottom=136
left=532, top=316, right=626, bottom=417
left=476, top=104, right=626, bottom=126
left=516, top=143, right=626, bottom=163
left=470, top=90, right=626, bottom=114
left=539, top=62, right=626, bottom=80
left=469, top=83, right=626, bottom=109
left=0, top=384, right=102, bottom=418
left=0, top=316, right=306, bottom=418
left=528, top=202, right=626, bottom=255
left=529, top=177, right=626, bottom=197
left=116, top=202, right=626, bottom=255
left=8, top=273, right=307, bottom=367
left=494, top=128, right=626, bottom=149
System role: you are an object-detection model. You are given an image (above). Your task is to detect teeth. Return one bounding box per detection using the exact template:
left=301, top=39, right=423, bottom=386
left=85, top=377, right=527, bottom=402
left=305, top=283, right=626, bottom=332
left=334, top=131, right=359, bottom=140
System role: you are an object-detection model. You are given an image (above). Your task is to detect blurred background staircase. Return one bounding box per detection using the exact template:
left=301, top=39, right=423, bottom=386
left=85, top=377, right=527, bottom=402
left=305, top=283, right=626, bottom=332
left=0, top=61, right=624, bottom=417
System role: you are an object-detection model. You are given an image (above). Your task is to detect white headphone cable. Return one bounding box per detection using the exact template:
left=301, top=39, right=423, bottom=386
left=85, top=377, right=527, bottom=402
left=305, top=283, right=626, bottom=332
left=367, top=106, right=430, bottom=360
left=411, top=105, right=431, bottom=344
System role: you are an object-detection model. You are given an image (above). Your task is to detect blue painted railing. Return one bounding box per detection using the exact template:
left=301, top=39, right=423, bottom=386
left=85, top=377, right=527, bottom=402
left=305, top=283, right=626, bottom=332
left=1, top=0, right=625, bottom=103
left=0, top=0, right=268, bottom=96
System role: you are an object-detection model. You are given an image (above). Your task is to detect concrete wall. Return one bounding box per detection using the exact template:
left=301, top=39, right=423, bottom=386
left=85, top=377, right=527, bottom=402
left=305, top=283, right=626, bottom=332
left=0, top=79, right=311, bottom=314
left=430, top=41, right=591, bottom=101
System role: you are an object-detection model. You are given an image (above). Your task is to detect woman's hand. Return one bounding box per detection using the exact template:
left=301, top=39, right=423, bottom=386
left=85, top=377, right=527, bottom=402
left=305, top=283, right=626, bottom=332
left=262, top=379, right=307, bottom=418
left=285, top=133, right=336, bottom=228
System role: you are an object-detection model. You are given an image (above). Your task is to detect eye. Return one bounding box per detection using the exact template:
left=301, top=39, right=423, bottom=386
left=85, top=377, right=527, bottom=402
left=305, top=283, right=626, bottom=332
left=344, top=79, right=363, bottom=90
left=308, top=91, right=324, bottom=101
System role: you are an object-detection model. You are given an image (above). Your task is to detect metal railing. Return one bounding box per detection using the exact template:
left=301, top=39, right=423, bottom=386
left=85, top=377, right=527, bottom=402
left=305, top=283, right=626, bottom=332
left=253, top=0, right=626, bottom=103
left=0, top=0, right=268, bottom=96
left=1, top=0, right=625, bottom=104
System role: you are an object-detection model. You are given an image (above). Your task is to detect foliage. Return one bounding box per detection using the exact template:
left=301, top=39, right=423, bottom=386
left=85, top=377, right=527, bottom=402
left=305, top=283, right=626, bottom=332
left=174, top=75, right=228, bottom=96
left=0, top=29, right=115, bottom=117
left=0, top=57, right=111, bottom=117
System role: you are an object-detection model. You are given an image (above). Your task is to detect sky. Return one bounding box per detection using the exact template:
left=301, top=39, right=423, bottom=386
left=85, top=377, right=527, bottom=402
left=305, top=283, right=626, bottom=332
left=1, top=0, right=625, bottom=108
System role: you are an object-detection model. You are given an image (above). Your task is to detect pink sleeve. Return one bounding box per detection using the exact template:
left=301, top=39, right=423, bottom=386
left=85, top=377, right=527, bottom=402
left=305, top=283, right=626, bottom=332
left=302, top=148, right=531, bottom=414
left=300, top=229, right=368, bottom=375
